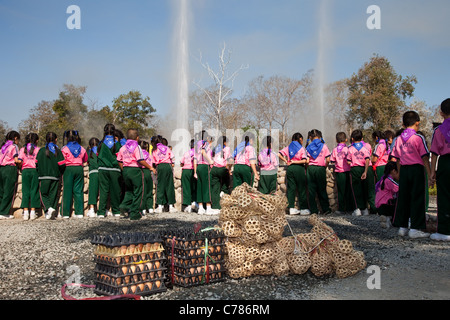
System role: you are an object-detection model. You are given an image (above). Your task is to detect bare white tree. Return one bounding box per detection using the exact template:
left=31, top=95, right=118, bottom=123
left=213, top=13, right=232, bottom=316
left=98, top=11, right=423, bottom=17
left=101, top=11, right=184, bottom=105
left=193, top=42, right=249, bottom=132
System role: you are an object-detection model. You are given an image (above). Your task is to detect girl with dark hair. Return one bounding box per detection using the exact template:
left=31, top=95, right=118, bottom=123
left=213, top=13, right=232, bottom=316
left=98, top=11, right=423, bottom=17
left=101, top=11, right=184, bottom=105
left=330, top=132, right=352, bottom=214
left=279, top=132, right=309, bottom=215
left=375, top=161, right=399, bottom=229
left=232, top=132, right=259, bottom=190
left=97, top=124, right=123, bottom=218
left=36, top=132, right=65, bottom=219
left=372, top=130, right=388, bottom=183
left=0, top=131, right=21, bottom=219
left=258, top=136, right=278, bottom=195
left=305, top=129, right=331, bottom=215
left=210, top=136, right=231, bottom=214
left=18, top=133, right=40, bottom=220
left=60, top=130, right=88, bottom=219
left=152, top=135, right=177, bottom=214
left=180, top=139, right=197, bottom=213
left=86, top=137, right=100, bottom=218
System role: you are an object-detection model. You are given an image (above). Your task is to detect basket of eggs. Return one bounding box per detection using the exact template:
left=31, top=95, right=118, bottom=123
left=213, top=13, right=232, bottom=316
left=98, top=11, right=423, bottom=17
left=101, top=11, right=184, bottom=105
left=91, top=232, right=168, bottom=296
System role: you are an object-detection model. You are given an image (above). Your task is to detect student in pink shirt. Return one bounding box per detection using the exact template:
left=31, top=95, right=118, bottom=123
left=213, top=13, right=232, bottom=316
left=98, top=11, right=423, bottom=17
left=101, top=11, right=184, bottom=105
left=0, top=131, right=21, bottom=219
left=391, top=111, right=432, bottom=239
left=278, top=132, right=309, bottom=215
left=180, top=139, right=197, bottom=213
left=258, top=136, right=278, bottom=195
left=372, top=131, right=389, bottom=182
left=306, top=129, right=331, bottom=215
left=347, top=129, right=371, bottom=216
left=60, top=130, right=88, bottom=219
left=194, top=134, right=214, bottom=215
left=233, top=133, right=259, bottom=191
left=430, top=99, right=450, bottom=241
left=18, top=133, right=40, bottom=220
left=375, top=161, right=399, bottom=229
left=210, top=136, right=232, bottom=214
left=118, top=129, right=155, bottom=220
left=152, top=135, right=176, bottom=214
left=330, top=132, right=352, bottom=214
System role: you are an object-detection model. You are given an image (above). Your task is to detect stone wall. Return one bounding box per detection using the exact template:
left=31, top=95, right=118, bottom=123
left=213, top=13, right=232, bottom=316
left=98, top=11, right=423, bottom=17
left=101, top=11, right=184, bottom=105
left=12, top=166, right=337, bottom=217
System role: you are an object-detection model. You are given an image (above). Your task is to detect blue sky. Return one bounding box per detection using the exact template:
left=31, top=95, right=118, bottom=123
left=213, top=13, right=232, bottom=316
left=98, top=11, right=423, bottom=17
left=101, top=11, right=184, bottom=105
left=1, top=0, right=449, bottom=130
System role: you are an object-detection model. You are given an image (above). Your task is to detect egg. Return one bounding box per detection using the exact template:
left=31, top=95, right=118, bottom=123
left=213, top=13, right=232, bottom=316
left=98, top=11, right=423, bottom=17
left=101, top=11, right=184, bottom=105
left=122, top=287, right=128, bottom=295
left=121, top=266, right=128, bottom=275
left=155, top=280, right=161, bottom=288
left=120, top=245, right=127, bottom=255
left=116, top=278, right=122, bottom=285
left=154, top=261, right=160, bottom=269
left=130, top=265, right=136, bottom=273
left=141, top=272, right=147, bottom=280
left=138, top=283, right=145, bottom=292
left=145, top=282, right=153, bottom=290
left=124, top=276, right=130, bottom=284
left=130, top=285, right=137, bottom=293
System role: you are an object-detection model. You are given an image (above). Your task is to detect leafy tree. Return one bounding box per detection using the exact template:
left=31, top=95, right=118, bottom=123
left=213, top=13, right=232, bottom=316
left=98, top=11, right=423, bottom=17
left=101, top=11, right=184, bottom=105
left=0, top=120, right=11, bottom=141
left=346, top=55, right=417, bottom=133
left=109, top=90, right=156, bottom=139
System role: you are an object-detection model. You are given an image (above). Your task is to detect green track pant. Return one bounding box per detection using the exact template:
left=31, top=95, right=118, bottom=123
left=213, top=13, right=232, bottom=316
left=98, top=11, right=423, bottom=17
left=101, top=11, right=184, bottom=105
left=39, top=178, right=60, bottom=212
left=21, top=168, right=41, bottom=209
left=143, top=168, right=154, bottom=210
left=364, top=167, right=377, bottom=214
left=120, top=167, right=144, bottom=220
left=436, top=154, right=450, bottom=235
left=286, top=164, right=308, bottom=210
left=98, top=169, right=122, bottom=216
left=233, top=164, right=253, bottom=190
left=211, top=166, right=229, bottom=209
left=349, top=166, right=367, bottom=211
left=196, top=164, right=211, bottom=204
left=0, top=166, right=18, bottom=216
left=181, top=169, right=196, bottom=206
left=61, top=166, right=84, bottom=217
left=307, top=165, right=330, bottom=213
left=335, top=171, right=352, bottom=212
left=393, top=164, right=427, bottom=230
left=258, top=173, right=277, bottom=195
left=156, top=163, right=175, bottom=206
left=88, top=172, right=99, bottom=206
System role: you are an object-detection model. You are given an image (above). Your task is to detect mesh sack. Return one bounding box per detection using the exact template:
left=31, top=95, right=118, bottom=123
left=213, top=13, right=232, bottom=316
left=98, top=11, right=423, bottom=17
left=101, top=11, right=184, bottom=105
left=244, top=245, right=260, bottom=262
left=221, top=220, right=243, bottom=238
left=242, top=260, right=254, bottom=277
left=220, top=194, right=239, bottom=207
left=254, top=229, right=270, bottom=244
left=244, top=216, right=261, bottom=235
left=287, top=253, right=311, bottom=275
left=335, top=239, right=353, bottom=254
left=277, top=237, right=296, bottom=255
left=226, top=241, right=246, bottom=266
left=259, top=243, right=275, bottom=264
left=238, top=193, right=257, bottom=211
left=228, top=206, right=249, bottom=220
left=272, top=258, right=290, bottom=276
left=254, top=197, right=277, bottom=215
left=296, top=233, right=320, bottom=252
left=253, top=261, right=273, bottom=276
left=231, top=184, right=248, bottom=198
left=310, top=250, right=334, bottom=277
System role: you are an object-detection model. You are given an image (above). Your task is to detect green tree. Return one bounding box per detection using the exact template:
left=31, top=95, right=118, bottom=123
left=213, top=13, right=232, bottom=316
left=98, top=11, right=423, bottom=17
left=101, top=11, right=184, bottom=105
left=346, top=55, right=417, bottom=134
left=110, top=90, right=156, bottom=139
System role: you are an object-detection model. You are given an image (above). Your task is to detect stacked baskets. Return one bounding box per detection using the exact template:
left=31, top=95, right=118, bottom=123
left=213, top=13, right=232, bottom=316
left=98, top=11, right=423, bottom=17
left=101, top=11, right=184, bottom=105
left=161, top=226, right=227, bottom=288
left=220, top=183, right=367, bottom=279
left=91, top=232, right=168, bottom=296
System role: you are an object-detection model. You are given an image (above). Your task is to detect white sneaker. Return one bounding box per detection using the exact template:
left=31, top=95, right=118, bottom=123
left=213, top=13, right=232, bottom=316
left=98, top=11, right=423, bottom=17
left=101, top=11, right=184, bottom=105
left=334, top=210, right=345, bottom=215
left=398, top=227, right=409, bottom=237
left=300, top=209, right=311, bottom=216
left=155, top=205, right=163, bottom=214
left=184, top=205, right=192, bottom=213
left=169, top=205, right=177, bottom=213
left=97, top=214, right=105, bottom=218
left=46, top=208, right=56, bottom=220
left=206, top=207, right=218, bottom=215
left=0, top=215, right=14, bottom=220
left=289, top=208, right=300, bottom=215
left=352, top=209, right=361, bottom=216
left=107, top=210, right=113, bottom=217
left=197, top=206, right=206, bottom=215
left=30, top=211, right=37, bottom=220
left=87, top=208, right=96, bottom=218
left=75, top=214, right=84, bottom=219
left=361, top=209, right=369, bottom=216
left=430, top=233, right=450, bottom=242
left=385, top=217, right=393, bottom=229
left=148, top=209, right=154, bottom=214
left=142, top=209, right=147, bottom=216
left=408, top=229, right=430, bottom=239
left=191, top=202, right=198, bottom=209
left=220, top=191, right=225, bottom=198
left=23, top=210, right=29, bottom=221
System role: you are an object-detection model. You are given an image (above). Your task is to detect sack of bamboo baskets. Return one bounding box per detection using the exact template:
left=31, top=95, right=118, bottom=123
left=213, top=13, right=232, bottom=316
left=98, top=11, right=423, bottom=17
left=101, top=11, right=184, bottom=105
left=219, top=183, right=367, bottom=279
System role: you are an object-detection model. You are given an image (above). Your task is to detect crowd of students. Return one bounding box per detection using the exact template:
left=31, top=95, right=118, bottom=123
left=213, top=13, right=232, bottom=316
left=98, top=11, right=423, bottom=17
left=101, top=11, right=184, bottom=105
left=0, top=99, right=449, bottom=241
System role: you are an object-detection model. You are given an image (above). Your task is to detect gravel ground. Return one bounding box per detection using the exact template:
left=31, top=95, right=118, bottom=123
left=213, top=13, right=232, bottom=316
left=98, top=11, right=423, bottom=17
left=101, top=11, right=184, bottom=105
left=0, top=196, right=448, bottom=301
